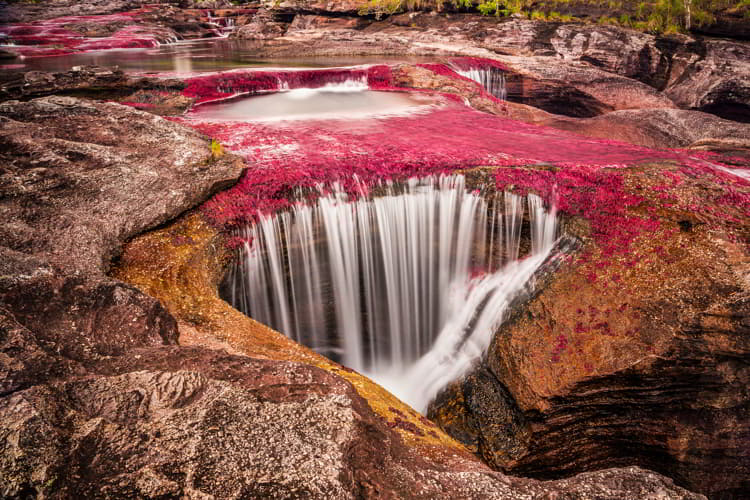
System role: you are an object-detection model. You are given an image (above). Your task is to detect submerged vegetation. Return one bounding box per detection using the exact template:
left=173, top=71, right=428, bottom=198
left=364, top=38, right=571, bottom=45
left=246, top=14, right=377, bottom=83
left=359, top=0, right=750, bottom=33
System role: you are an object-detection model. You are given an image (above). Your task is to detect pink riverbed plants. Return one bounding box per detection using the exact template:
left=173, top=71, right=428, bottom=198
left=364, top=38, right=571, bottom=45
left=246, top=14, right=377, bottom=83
left=171, top=65, right=749, bottom=260
left=0, top=9, right=174, bottom=58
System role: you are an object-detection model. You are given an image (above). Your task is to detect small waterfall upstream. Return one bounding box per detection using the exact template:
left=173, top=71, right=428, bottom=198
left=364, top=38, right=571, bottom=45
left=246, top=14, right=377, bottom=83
left=223, top=175, right=558, bottom=411
left=454, top=66, right=507, bottom=100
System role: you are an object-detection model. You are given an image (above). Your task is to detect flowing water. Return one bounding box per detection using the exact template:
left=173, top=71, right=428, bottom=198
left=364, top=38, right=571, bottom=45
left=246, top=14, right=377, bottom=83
left=454, top=66, right=507, bottom=100
left=223, top=175, right=559, bottom=411
left=189, top=77, right=440, bottom=121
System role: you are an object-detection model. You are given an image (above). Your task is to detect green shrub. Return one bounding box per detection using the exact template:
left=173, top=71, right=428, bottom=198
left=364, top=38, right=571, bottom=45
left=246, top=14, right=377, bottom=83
left=211, top=139, right=223, bottom=159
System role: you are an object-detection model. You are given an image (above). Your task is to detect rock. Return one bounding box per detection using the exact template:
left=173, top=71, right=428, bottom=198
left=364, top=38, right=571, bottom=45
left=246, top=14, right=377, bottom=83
left=535, top=108, right=750, bottom=150
left=0, top=66, right=185, bottom=102
left=0, top=0, right=235, bottom=24
left=274, top=0, right=363, bottom=16
left=0, top=94, right=704, bottom=496
left=499, top=55, right=676, bottom=117
left=691, top=12, right=750, bottom=40
left=0, top=95, right=243, bottom=371
left=0, top=96, right=241, bottom=275
left=233, top=9, right=290, bottom=40
left=429, top=172, right=750, bottom=499
left=665, top=39, right=750, bottom=123
left=0, top=48, right=18, bottom=60
left=0, top=337, right=706, bottom=499
left=287, top=14, right=369, bottom=32
left=63, top=20, right=128, bottom=37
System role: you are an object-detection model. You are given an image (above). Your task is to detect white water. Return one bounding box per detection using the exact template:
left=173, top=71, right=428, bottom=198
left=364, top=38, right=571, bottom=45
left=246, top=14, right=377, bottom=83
left=455, top=67, right=507, bottom=101
left=226, top=175, right=558, bottom=412
left=191, top=76, right=439, bottom=122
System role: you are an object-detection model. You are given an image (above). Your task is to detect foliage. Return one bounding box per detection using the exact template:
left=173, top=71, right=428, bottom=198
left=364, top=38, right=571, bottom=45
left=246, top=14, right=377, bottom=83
left=341, top=0, right=750, bottom=35
left=358, top=0, right=404, bottom=18
left=211, top=139, right=224, bottom=159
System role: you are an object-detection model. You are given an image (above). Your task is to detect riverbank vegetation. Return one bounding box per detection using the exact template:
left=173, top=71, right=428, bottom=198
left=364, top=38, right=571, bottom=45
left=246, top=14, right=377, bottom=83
left=359, top=0, right=750, bottom=34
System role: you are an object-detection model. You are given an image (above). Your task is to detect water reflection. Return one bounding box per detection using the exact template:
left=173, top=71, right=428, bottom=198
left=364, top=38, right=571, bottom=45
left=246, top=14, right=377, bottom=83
left=189, top=80, right=440, bottom=122
left=2, top=38, right=434, bottom=75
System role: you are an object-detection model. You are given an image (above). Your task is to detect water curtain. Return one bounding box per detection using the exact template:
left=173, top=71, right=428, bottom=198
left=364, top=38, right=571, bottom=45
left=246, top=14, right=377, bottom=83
left=225, top=174, right=558, bottom=410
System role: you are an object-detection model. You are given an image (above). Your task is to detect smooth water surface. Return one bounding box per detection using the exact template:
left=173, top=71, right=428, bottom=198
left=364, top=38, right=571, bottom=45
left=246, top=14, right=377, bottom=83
left=2, top=38, right=433, bottom=74
left=189, top=81, right=440, bottom=122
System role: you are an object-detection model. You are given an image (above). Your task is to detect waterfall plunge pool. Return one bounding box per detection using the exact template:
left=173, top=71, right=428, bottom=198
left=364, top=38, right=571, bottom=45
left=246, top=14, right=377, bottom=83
left=188, top=77, right=441, bottom=122
left=220, top=175, right=561, bottom=412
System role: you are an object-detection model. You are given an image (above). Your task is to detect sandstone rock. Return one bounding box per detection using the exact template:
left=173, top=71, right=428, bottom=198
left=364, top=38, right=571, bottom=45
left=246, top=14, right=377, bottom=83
left=0, top=66, right=186, bottom=102
left=0, top=0, right=235, bottom=24
left=665, top=39, right=750, bottom=123
left=0, top=337, right=706, bottom=499
left=0, top=93, right=243, bottom=375
left=0, top=96, right=241, bottom=275
left=537, top=108, right=750, bottom=150
left=273, top=0, right=363, bottom=15
left=429, top=175, right=750, bottom=499
left=499, top=55, right=676, bottom=117
left=233, top=9, right=290, bottom=40
left=0, top=48, right=18, bottom=60
left=287, top=14, right=369, bottom=32
left=692, top=11, right=750, bottom=40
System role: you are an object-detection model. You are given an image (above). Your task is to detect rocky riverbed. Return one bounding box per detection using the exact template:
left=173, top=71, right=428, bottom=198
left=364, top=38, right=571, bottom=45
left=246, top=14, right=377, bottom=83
left=1, top=1, right=749, bottom=499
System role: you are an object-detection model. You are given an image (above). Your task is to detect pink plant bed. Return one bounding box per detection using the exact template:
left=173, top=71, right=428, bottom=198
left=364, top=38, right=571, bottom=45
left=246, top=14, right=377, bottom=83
left=0, top=9, right=172, bottom=58
left=169, top=65, right=749, bottom=257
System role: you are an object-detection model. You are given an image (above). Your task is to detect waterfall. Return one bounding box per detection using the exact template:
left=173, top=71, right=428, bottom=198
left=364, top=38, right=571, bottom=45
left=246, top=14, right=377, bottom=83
left=455, top=66, right=507, bottom=100
left=224, top=174, right=558, bottom=411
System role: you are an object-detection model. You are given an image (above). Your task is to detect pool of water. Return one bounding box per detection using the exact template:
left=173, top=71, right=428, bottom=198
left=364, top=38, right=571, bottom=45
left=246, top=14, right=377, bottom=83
left=188, top=82, right=441, bottom=122
left=1, top=38, right=434, bottom=75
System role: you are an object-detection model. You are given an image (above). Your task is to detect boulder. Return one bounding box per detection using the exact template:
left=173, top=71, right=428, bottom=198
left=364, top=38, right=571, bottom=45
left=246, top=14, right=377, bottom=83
left=429, top=163, right=750, bottom=499
left=665, top=39, right=750, bottom=123
left=536, top=108, right=750, bottom=150
left=233, top=9, right=291, bottom=40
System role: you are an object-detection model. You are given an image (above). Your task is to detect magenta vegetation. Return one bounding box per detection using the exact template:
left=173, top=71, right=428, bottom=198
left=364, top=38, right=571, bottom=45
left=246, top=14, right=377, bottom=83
left=0, top=10, right=175, bottom=57
left=160, top=61, right=750, bottom=275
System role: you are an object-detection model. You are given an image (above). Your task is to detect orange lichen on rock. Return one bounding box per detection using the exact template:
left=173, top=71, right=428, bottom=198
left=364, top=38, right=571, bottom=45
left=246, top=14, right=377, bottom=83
left=113, top=210, right=471, bottom=455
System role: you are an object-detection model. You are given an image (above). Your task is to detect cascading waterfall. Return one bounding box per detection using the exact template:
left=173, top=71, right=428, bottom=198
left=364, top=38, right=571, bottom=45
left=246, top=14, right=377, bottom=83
left=224, top=175, right=558, bottom=412
left=454, top=66, right=507, bottom=100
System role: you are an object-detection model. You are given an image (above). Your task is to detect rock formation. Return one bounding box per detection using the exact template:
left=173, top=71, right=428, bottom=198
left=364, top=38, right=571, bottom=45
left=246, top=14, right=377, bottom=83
left=0, top=92, right=710, bottom=500
left=1, top=2, right=749, bottom=498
